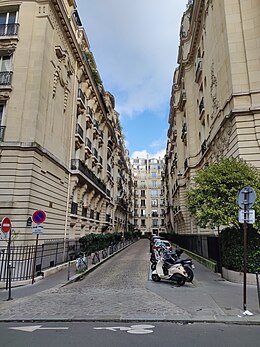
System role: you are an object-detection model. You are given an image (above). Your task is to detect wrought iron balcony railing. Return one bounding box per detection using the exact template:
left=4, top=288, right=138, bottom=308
left=0, top=71, right=13, bottom=86
left=0, top=126, right=6, bottom=142
left=0, top=23, right=19, bottom=37
left=71, top=159, right=106, bottom=194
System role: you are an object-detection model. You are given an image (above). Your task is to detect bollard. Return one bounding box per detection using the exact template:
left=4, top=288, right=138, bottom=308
left=256, top=272, right=260, bottom=309
left=67, top=261, right=70, bottom=281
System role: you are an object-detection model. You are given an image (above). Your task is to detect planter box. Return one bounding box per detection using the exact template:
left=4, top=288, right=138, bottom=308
left=222, top=267, right=257, bottom=285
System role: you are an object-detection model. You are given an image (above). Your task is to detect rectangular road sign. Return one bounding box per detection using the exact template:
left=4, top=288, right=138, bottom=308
left=32, top=223, right=44, bottom=235
left=238, top=209, right=255, bottom=224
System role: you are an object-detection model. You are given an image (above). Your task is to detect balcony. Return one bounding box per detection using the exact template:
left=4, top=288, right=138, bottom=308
left=195, top=59, right=203, bottom=83
left=0, top=71, right=13, bottom=87
left=93, top=120, right=99, bottom=139
left=86, top=106, right=93, bottom=126
left=0, top=126, right=6, bottom=142
left=75, top=123, right=84, bottom=149
left=199, top=97, right=205, bottom=115
left=77, top=88, right=86, bottom=109
left=71, top=159, right=106, bottom=195
left=179, top=89, right=187, bottom=111
left=85, top=137, right=92, bottom=158
left=181, top=123, right=187, bottom=142
left=97, top=156, right=103, bottom=171
left=107, top=139, right=113, bottom=157
left=98, top=130, right=104, bottom=147
left=0, top=23, right=19, bottom=37
left=92, top=147, right=98, bottom=165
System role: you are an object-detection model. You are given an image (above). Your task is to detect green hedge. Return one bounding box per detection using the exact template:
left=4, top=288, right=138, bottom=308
left=79, top=233, right=122, bottom=255
left=221, top=227, right=260, bottom=273
left=79, top=231, right=137, bottom=255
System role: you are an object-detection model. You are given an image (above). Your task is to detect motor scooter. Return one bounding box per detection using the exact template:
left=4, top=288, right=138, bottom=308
left=151, top=251, right=187, bottom=286
left=151, top=246, right=195, bottom=282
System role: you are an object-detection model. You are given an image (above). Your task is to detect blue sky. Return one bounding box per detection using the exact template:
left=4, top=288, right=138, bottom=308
left=76, top=0, right=188, bottom=158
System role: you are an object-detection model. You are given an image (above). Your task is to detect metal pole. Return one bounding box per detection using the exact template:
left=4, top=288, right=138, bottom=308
left=32, top=234, right=39, bottom=284
left=7, top=228, right=12, bottom=301
left=243, top=190, right=248, bottom=311
left=256, top=272, right=260, bottom=309
left=67, top=260, right=70, bottom=281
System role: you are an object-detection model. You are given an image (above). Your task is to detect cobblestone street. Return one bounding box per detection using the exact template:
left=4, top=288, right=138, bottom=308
left=0, top=240, right=187, bottom=320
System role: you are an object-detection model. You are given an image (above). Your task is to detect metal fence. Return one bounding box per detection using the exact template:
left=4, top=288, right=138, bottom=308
left=0, top=239, right=81, bottom=282
left=0, top=239, right=132, bottom=282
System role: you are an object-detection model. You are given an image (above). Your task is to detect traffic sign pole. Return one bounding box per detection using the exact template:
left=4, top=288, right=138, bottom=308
left=243, top=190, right=248, bottom=312
left=6, top=226, right=13, bottom=300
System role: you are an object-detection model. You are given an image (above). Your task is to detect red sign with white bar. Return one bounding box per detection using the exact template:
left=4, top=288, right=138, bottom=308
left=1, top=217, right=11, bottom=233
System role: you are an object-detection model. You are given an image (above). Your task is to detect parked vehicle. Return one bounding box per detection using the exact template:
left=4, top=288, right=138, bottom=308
left=76, top=252, right=88, bottom=273
left=149, top=235, right=163, bottom=252
left=151, top=250, right=187, bottom=286
left=152, top=240, right=172, bottom=253
left=151, top=246, right=195, bottom=282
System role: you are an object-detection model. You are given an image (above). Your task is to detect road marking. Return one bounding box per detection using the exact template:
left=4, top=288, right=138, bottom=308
left=94, top=324, right=155, bottom=334
left=9, top=325, right=69, bottom=332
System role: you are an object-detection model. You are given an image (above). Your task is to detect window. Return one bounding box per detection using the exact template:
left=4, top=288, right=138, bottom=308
left=152, top=210, right=158, bottom=217
left=0, top=55, right=12, bottom=85
left=151, top=199, right=158, bottom=207
left=0, top=10, right=18, bottom=36
left=141, top=209, right=146, bottom=217
left=152, top=219, right=158, bottom=227
left=151, top=172, right=156, bottom=178
left=141, top=219, right=146, bottom=227
left=152, top=180, right=157, bottom=188
left=151, top=190, right=158, bottom=197
left=141, top=190, right=145, bottom=197
left=141, top=199, right=146, bottom=207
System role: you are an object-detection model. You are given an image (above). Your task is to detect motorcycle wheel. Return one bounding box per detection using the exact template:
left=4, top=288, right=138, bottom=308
left=151, top=263, right=156, bottom=271
left=177, top=275, right=186, bottom=286
left=152, top=274, right=161, bottom=282
left=185, top=266, right=194, bottom=282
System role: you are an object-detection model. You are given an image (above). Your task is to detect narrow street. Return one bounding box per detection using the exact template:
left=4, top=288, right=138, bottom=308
left=0, top=239, right=258, bottom=321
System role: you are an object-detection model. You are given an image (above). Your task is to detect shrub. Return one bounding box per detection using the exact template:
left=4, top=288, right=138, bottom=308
left=221, top=227, right=260, bottom=273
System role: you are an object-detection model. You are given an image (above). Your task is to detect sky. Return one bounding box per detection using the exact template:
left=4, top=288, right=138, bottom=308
left=76, top=0, right=188, bottom=159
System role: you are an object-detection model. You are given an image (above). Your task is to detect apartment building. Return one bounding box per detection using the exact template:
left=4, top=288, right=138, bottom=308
left=131, top=157, right=165, bottom=236
left=164, top=0, right=260, bottom=234
left=0, top=0, right=133, bottom=244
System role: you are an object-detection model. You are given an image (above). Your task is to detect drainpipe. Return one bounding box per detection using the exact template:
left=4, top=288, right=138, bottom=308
left=63, top=60, right=78, bottom=261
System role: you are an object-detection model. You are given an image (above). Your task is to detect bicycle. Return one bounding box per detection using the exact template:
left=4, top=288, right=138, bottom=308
left=75, top=252, right=88, bottom=273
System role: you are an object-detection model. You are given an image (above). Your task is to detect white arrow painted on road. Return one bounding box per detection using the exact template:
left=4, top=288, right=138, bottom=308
left=94, top=324, right=155, bottom=334
left=9, top=325, right=69, bottom=332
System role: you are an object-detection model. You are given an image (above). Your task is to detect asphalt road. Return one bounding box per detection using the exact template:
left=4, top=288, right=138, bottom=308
left=1, top=322, right=259, bottom=347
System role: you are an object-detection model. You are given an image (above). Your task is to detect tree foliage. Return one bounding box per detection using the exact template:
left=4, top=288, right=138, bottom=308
left=187, top=158, right=260, bottom=231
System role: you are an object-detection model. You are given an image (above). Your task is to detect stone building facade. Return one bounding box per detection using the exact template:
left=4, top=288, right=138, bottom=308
left=131, top=157, right=166, bottom=236
left=164, top=0, right=260, bottom=235
left=0, top=0, right=133, bottom=244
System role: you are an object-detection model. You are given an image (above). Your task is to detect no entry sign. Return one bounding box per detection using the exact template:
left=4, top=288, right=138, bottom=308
left=32, top=210, right=46, bottom=225
left=1, top=217, right=11, bottom=233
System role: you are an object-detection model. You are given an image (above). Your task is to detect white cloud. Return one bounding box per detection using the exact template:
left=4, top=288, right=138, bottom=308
left=77, top=0, right=187, bottom=117
left=131, top=148, right=166, bottom=160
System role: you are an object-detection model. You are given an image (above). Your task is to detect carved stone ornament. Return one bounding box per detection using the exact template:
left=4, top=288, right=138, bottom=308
left=210, top=61, right=220, bottom=118
left=206, top=0, right=213, bottom=15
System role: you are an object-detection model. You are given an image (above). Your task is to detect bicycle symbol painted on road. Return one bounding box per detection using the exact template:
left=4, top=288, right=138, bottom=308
left=94, top=324, right=155, bottom=334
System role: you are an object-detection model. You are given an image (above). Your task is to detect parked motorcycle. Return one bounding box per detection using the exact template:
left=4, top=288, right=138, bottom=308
left=151, top=250, right=187, bottom=286
left=151, top=246, right=195, bottom=282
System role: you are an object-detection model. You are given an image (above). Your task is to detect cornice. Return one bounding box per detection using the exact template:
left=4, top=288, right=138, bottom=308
left=50, top=0, right=108, bottom=119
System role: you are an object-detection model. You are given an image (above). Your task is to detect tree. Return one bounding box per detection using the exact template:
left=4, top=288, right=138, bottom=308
left=187, top=158, right=260, bottom=231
